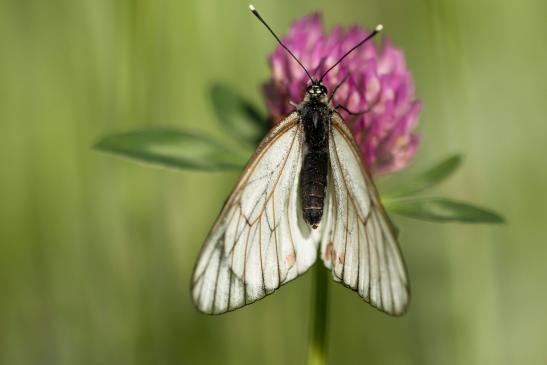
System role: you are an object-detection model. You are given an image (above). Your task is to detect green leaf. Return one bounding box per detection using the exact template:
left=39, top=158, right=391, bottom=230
left=94, top=128, right=247, bottom=171
left=385, top=197, right=505, bottom=224
left=210, top=83, right=267, bottom=145
left=384, top=155, right=463, bottom=197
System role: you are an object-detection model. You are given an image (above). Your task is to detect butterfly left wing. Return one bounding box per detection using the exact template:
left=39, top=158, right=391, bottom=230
left=321, top=113, right=410, bottom=315
left=192, top=112, right=321, bottom=314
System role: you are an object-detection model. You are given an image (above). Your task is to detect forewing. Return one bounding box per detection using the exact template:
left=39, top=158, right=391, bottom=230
left=192, top=112, right=320, bottom=314
left=321, top=114, right=410, bottom=315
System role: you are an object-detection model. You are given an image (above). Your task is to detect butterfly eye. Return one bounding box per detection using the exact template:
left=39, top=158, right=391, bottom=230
left=320, top=86, right=327, bottom=94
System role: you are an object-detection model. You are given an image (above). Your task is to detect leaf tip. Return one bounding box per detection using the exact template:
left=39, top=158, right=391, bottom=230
left=486, top=212, right=506, bottom=224
left=92, top=138, right=108, bottom=151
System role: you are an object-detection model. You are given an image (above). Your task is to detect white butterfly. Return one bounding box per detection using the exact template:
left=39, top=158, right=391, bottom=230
left=191, top=5, right=409, bottom=316
left=191, top=111, right=409, bottom=315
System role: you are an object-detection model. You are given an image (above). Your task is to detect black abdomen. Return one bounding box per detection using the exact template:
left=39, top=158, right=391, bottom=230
left=299, top=100, right=331, bottom=229
left=300, top=151, right=328, bottom=228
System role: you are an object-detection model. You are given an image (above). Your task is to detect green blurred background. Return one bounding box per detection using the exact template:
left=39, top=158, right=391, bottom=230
left=1, top=0, right=546, bottom=364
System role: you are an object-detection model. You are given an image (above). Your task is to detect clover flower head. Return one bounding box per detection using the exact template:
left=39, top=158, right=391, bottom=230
left=263, top=13, right=421, bottom=174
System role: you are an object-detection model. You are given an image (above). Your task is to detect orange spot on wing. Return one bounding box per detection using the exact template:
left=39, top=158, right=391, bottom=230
left=286, top=253, right=296, bottom=268
left=324, top=242, right=333, bottom=262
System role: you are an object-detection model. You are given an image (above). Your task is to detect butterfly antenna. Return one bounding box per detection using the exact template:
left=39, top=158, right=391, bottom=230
left=320, top=24, right=383, bottom=82
left=249, top=4, right=314, bottom=83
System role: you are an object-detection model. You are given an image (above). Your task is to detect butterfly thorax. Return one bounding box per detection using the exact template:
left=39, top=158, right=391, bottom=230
left=298, top=95, right=332, bottom=229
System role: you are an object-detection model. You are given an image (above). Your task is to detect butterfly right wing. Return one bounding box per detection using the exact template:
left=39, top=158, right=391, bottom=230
left=320, top=114, right=410, bottom=315
left=192, top=112, right=321, bottom=314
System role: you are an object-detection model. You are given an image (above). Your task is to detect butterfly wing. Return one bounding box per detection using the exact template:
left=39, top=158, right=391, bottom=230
left=192, top=112, right=321, bottom=314
left=321, top=113, right=410, bottom=315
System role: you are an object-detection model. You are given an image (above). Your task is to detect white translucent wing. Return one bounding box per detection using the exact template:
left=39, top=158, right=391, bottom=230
left=321, top=114, right=410, bottom=315
left=192, top=112, right=320, bottom=314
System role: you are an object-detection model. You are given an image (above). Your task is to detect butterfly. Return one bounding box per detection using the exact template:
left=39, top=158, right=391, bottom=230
left=191, top=5, right=409, bottom=316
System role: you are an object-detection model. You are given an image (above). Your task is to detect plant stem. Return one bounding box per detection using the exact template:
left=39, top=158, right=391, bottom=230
left=307, top=263, right=329, bottom=365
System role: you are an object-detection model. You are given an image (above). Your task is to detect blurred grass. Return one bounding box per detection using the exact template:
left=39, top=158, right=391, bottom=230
left=1, top=0, right=546, bottom=364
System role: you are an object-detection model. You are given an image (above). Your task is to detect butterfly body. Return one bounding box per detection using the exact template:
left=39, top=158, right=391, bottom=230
left=299, top=84, right=332, bottom=229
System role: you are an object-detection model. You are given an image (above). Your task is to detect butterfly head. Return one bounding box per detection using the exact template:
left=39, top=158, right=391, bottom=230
left=250, top=4, right=382, bottom=105
left=306, top=81, right=328, bottom=102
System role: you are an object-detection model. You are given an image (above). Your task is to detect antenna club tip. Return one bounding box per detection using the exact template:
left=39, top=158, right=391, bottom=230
left=375, top=24, right=384, bottom=32
left=249, top=4, right=256, bottom=12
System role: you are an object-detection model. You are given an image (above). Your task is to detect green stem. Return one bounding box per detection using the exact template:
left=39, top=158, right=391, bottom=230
left=307, top=263, right=329, bottom=365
